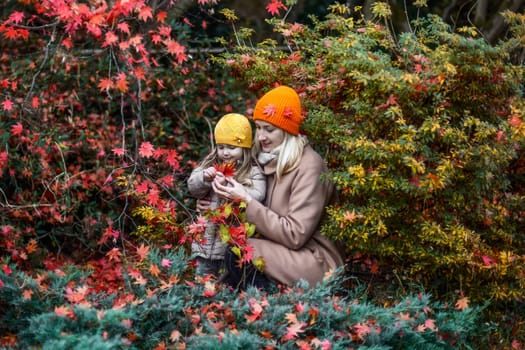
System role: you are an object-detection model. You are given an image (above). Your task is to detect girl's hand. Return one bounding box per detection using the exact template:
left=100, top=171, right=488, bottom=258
left=212, top=177, right=252, bottom=204
left=203, top=167, right=217, bottom=181
left=196, top=197, right=212, bottom=212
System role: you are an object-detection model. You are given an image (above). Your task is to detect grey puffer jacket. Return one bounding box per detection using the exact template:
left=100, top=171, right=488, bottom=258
left=188, top=165, right=266, bottom=260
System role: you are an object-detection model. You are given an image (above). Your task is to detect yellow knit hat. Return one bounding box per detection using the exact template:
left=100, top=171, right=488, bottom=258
left=214, top=113, right=253, bottom=148
left=252, top=85, right=303, bottom=136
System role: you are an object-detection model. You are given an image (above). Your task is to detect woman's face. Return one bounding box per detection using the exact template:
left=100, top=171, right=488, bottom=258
left=255, top=120, right=285, bottom=152
left=217, top=144, right=244, bottom=163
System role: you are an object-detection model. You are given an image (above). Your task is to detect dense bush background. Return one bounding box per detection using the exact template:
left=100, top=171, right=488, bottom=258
left=0, top=0, right=523, bottom=348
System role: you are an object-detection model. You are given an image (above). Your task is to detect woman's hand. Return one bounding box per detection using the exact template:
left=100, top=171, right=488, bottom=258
left=212, top=177, right=253, bottom=204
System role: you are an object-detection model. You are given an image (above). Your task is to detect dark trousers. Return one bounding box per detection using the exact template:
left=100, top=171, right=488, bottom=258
left=222, top=248, right=273, bottom=291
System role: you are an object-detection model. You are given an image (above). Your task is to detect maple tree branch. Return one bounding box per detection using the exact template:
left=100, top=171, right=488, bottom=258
left=24, top=26, right=56, bottom=106
left=12, top=21, right=60, bottom=30
left=0, top=186, right=53, bottom=210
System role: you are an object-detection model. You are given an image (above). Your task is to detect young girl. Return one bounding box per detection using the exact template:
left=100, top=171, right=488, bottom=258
left=188, top=113, right=266, bottom=277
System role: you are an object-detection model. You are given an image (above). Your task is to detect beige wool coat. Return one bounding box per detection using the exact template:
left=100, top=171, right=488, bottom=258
left=246, top=144, right=344, bottom=287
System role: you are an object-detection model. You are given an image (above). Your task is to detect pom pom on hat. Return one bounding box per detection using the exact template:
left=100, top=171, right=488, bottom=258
left=214, top=113, right=253, bottom=148
left=253, top=85, right=303, bottom=136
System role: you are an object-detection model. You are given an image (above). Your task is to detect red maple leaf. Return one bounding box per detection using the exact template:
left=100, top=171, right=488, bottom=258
left=266, top=0, right=287, bottom=16
left=3, top=27, right=19, bottom=40
left=138, top=5, right=153, bottom=21
left=151, top=34, right=162, bottom=45
left=117, top=22, right=130, bottom=35
left=61, top=37, right=73, bottom=50
left=112, top=147, right=125, bottom=156
left=139, top=141, right=154, bottom=158
left=7, top=11, right=25, bottom=24
left=158, top=25, right=171, bottom=37
left=241, top=243, right=254, bottom=263
left=31, top=96, right=40, bottom=109
left=165, top=149, right=181, bottom=170
left=2, top=99, right=13, bottom=111
left=146, top=188, right=160, bottom=206
left=135, top=180, right=149, bottom=195
left=164, top=39, right=187, bottom=64
left=102, top=30, right=119, bottom=47
left=214, top=161, right=236, bottom=177
left=11, top=122, right=23, bottom=136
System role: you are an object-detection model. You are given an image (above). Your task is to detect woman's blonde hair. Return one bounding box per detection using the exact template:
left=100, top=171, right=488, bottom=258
left=252, top=132, right=307, bottom=180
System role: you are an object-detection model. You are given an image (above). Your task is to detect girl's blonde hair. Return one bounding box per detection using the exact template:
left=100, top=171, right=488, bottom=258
left=195, top=147, right=255, bottom=186
left=252, top=132, right=307, bottom=180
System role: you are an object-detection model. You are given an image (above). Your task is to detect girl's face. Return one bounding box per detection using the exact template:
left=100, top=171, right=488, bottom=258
left=217, top=144, right=244, bottom=163
left=255, top=120, right=285, bottom=152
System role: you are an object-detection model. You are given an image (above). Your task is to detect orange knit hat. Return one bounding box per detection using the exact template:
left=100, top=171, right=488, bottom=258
left=252, top=85, right=303, bottom=136
left=214, top=113, right=253, bottom=148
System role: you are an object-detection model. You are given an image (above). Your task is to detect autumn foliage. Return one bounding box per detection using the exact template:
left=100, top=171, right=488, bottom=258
left=0, top=0, right=524, bottom=348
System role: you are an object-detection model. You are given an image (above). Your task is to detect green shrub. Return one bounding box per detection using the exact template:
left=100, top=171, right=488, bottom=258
left=216, top=2, right=525, bottom=306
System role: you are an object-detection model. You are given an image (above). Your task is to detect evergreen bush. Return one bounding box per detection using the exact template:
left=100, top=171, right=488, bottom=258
left=1, top=250, right=486, bottom=349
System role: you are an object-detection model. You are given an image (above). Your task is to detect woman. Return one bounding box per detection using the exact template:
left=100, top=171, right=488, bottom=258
left=212, top=85, right=344, bottom=289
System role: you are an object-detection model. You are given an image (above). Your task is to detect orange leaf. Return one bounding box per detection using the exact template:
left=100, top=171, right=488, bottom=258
left=284, top=321, right=306, bottom=340
left=98, top=78, right=113, bottom=92
left=22, top=289, right=33, bottom=300
left=115, top=74, right=129, bottom=93
left=136, top=243, right=150, bottom=260
left=106, top=247, right=122, bottom=262
left=157, top=11, right=168, bottom=23
left=455, top=296, right=469, bottom=311
left=26, top=239, right=38, bottom=254
left=149, top=264, right=160, bottom=277
left=54, top=305, right=73, bottom=318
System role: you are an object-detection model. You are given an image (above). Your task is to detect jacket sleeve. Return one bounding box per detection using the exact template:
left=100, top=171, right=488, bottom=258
left=187, top=167, right=212, bottom=199
left=246, top=166, right=266, bottom=203
left=246, top=152, right=333, bottom=250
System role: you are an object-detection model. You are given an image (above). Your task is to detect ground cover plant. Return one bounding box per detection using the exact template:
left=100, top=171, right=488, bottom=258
left=0, top=0, right=524, bottom=348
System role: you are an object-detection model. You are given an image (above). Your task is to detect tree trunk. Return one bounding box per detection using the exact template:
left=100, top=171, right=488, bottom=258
left=474, top=0, right=488, bottom=25
left=485, top=0, right=525, bottom=43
